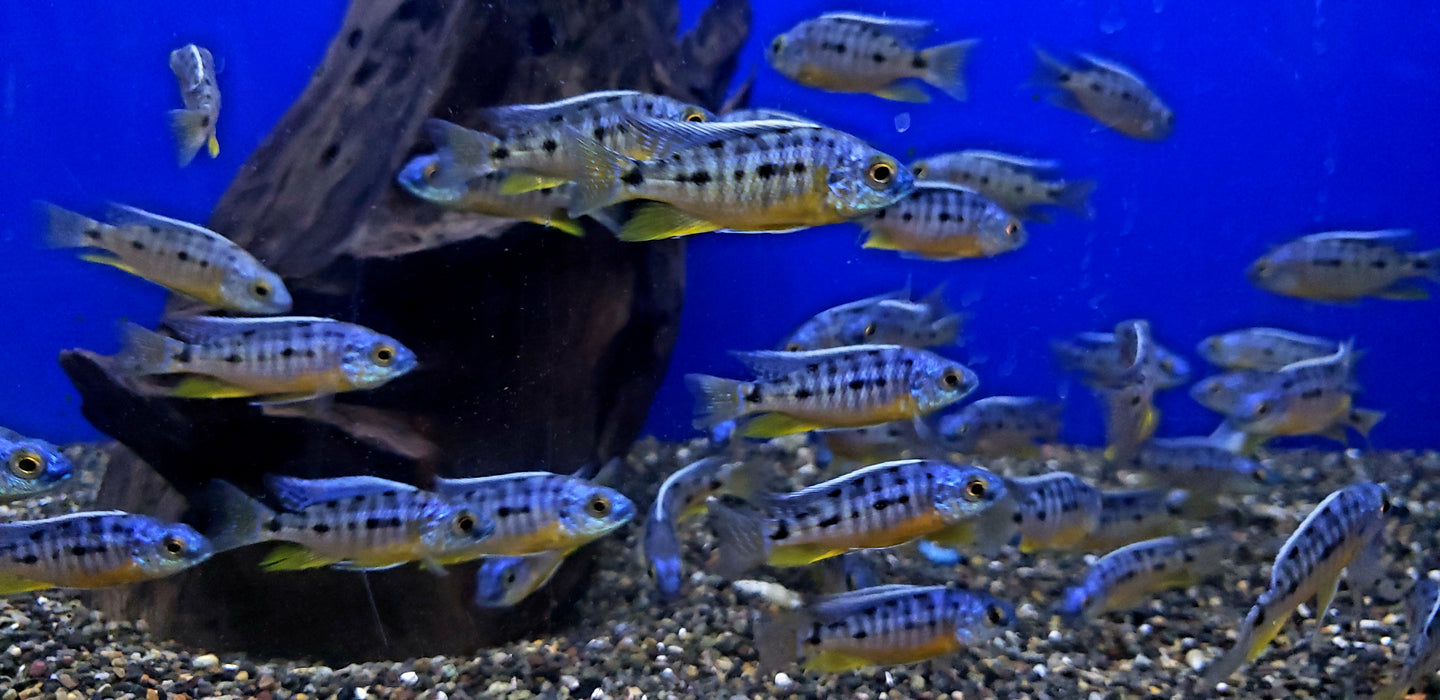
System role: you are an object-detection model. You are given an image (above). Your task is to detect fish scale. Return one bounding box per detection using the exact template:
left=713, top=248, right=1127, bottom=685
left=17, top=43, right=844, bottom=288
left=432, top=471, right=636, bottom=560
left=0, top=512, right=211, bottom=593
left=860, top=182, right=1025, bottom=260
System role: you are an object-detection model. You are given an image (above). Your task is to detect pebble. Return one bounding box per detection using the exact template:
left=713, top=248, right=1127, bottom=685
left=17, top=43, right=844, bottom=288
left=774, top=672, right=794, bottom=689
left=191, top=653, right=219, bottom=670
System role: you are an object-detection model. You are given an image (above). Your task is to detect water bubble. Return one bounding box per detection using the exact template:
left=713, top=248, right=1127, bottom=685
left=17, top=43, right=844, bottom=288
left=894, top=112, right=911, bottom=133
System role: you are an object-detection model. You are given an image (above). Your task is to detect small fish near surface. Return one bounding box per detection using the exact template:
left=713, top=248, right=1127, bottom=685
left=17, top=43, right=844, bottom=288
left=1247, top=230, right=1440, bottom=302
left=911, top=150, right=1096, bottom=222
left=41, top=202, right=291, bottom=314
left=473, top=550, right=569, bottom=608
left=1375, top=577, right=1440, bottom=700
left=397, top=154, right=584, bottom=236
left=431, top=471, right=635, bottom=562
left=1197, top=327, right=1342, bottom=371
left=779, top=285, right=959, bottom=352
left=1058, top=535, right=1228, bottom=624
left=706, top=459, right=1007, bottom=577
left=859, top=183, right=1027, bottom=261
left=686, top=344, right=978, bottom=439
left=756, top=584, right=1014, bottom=672
left=766, top=13, right=978, bottom=103
left=1032, top=48, right=1174, bottom=140
left=644, top=456, right=756, bottom=603
left=0, top=427, right=73, bottom=503
left=0, top=511, right=212, bottom=594
left=111, top=316, right=416, bottom=403
left=1203, top=482, right=1390, bottom=684
left=936, top=395, right=1064, bottom=458
left=168, top=43, right=221, bottom=166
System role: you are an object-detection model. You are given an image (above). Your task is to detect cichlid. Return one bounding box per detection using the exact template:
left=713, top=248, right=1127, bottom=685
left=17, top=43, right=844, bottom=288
left=168, top=44, right=221, bottom=166
left=42, top=203, right=291, bottom=314
left=209, top=476, right=494, bottom=571
left=0, top=511, right=211, bottom=594
left=1058, top=535, right=1228, bottom=624
left=1032, top=48, right=1174, bottom=140
left=717, top=108, right=819, bottom=124
left=1079, top=488, right=1189, bottom=551
left=937, top=396, right=1063, bottom=458
left=423, top=90, right=713, bottom=194
left=705, top=459, right=1007, bottom=577
left=686, top=345, right=978, bottom=439
left=1118, top=437, right=1273, bottom=494
left=644, top=457, right=755, bottom=602
left=757, top=584, right=1014, bottom=672
left=1247, top=230, right=1440, bottom=302
left=1375, top=578, right=1440, bottom=700
left=473, top=549, right=568, bottom=607
left=1052, top=329, right=1190, bottom=390
left=0, top=427, right=73, bottom=503
left=780, top=285, right=959, bottom=352
left=431, top=471, right=634, bottom=561
left=1222, top=343, right=1360, bottom=438
left=1198, top=327, right=1341, bottom=371
left=766, top=13, right=977, bottom=103
left=569, top=118, right=913, bottom=241
left=1203, top=482, right=1390, bottom=684
left=112, top=316, right=416, bottom=403
left=1002, top=471, right=1103, bottom=553
left=1097, top=319, right=1163, bottom=463
left=859, top=183, right=1026, bottom=260
left=397, top=154, right=583, bottom=236
left=817, top=421, right=929, bottom=467
left=910, top=150, right=1095, bottom=221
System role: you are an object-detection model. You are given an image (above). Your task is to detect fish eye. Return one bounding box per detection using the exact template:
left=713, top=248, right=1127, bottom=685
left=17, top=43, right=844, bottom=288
left=370, top=344, right=396, bottom=366
left=911, top=163, right=927, bottom=178
left=453, top=511, right=479, bottom=534
left=586, top=494, right=612, bottom=517
left=683, top=110, right=707, bottom=123
left=251, top=281, right=271, bottom=298
left=504, top=569, right=517, bottom=585
left=1381, top=497, right=1392, bottom=513
left=867, top=162, right=895, bottom=185
left=8, top=450, right=44, bottom=478
left=964, top=478, right=988, bottom=501
left=421, top=160, right=439, bottom=182
left=784, top=343, right=802, bottom=352
left=941, top=369, right=965, bottom=388
left=985, top=603, right=1007, bottom=625
left=1005, top=221, right=1020, bottom=236
left=1254, top=401, right=1271, bottom=416
left=769, top=37, right=785, bottom=53
left=162, top=535, right=186, bottom=556
left=1159, top=359, right=1175, bottom=373
left=863, top=323, right=877, bottom=338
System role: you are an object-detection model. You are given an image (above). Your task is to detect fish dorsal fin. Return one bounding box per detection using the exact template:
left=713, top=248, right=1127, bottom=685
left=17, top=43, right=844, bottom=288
left=729, top=345, right=904, bottom=380
left=476, top=90, right=643, bottom=134
left=263, top=475, right=418, bottom=510
left=810, top=584, right=940, bottom=616
left=430, top=471, right=557, bottom=499
left=1074, top=53, right=1146, bottom=83
left=816, top=12, right=933, bottom=44
left=624, top=118, right=822, bottom=161
left=104, top=203, right=229, bottom=243
left=163, top=315, right=336, bottom=342
left=0, top=511, right=132, bottom=543
left=958, top=150, right=1062, bottom=174
left=1300, top=229, right=1414, bottom=245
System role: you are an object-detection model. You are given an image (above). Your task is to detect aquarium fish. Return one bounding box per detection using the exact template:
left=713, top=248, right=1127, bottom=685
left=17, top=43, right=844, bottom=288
left=0, top=427, right=73, bottom=503
left=757, top=584, right=1012, bottom=672
left=113, top=316, right=416, bottom=403
left=766, top=13, right=977, bottom=103
left=1118, top=437, right=1272, bottom=494
left=1247, top=230, right=1440, bottom=302
left=780, top=285, right=958, bottom=352
left=910, top=150, right=1095, bottom=221
left=168, top=43, right=221, bottom=166
left=1004, top=471, right=1103, bottom=553
left=209, top=476, right=494, bottom=571
left=432, top=471, right=634, bottom=561
left=1032, top=48, right=1173, bottom=140
left=0, top=511, right=211, bottom=594
left=1198, top=327, right=1341, bottom=371
left=706, top=459, right=1006, bottom=577
left=686, top=344, right=978, bottom=439
left=859, top=183, right=1026, bottom=260
left=397, top=154, right=583, bottom=236
left=473, top=549, right=568, bottom=607
left=1080, top=488, right=1189, bottom=551
left=644, top=457, right=755, bottom=602
left=1222, top=342, right=1361, bottom=438
left=1052, top=329, right=1190, bottom=390
left=1097, top=319, right=1163, bottom=463
left=1058, top=535, right=1227, bottom=623
left=42, top=202, right=291, bottom=315
left=569, top=118, right=913, bottom=241
left=1375, top=578, right=1440, bottom=700
left=817, top=421, right=930, bottom=467
left=937, top=396, right=1063, bottom=458
left=717, top=108, right=819, bottom=124
left=1203, top=482, right=1390, bottom=684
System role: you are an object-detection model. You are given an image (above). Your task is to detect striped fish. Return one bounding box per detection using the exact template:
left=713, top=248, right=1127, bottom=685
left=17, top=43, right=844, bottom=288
left=1005, top=471, right=1103, bottom=553
left=430, top=471, right=634, bottom=562
left=757, top=584, right=1014, bottom=672
left=1203, top=482, right=1390, bottom=684
left=0, top=511, right=212, bottom=594
left=1032, top=48, right=1174, bottom=141
left=817, top=421, right=928, bottom=468
left=168, top=43, right=221, bottom=165
left=1080, top=488, right=1189, bottom=551
left=1375, top=578, right=1440, bottom=700
left=1197, top=327, right=1341, bottom=371
left=1059, top=535, right=1228, bottom=623
left=112, top=316, right=416, bottom=403
left=936, top=395, right=1064, bottom=458
left=780, top=285, right=959, bottom=351
left=644, top=457, right=755, bottom=602
left=910, top=150, right=1094, bottom=221
left=1221, top=343, right=1363, bottom=439
left=0, top=427, right=73, bottom=503
left=1119, top=438, right=1273, bottom=494
left=473, top=550, right=568, bottom=608
left=1247, top=230, right=1440, bottom=302
left=706, top=459, right=1007, bottom=577
left=859, top=183, right=1026, bottom=260
left=397, top=155, right=583, bottom=236
left=766, top=13, right=977, bottom=103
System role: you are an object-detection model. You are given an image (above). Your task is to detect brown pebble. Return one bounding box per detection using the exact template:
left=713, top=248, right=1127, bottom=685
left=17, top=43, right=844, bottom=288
left=25, top=660, right=45, bottom=678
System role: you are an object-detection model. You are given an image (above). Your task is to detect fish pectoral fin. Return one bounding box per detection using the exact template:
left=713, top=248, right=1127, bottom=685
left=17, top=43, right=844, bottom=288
left=538, top=211, right=585, bottom=237
left=499, top=172, right=572, bottom=195
left=169, top=375, right=258, bottom=400
left=0, top=572, right=55, bottom=595
left=871, top=81, right=932, bottom=103
left=618, top=202, right=719, bottom=242
left=1373, top=281, right=1430, bottom=301
left=925, top=522, right=977, bottom=547
left=1308, top=570, right=1345, bottom=648
left=207, top=133, right=220, bottom=158
left=259, top=544, right=339, bottom=571
left=740, top=412, right=825, bottom=439
left=76, top=250, right=131, bottom=270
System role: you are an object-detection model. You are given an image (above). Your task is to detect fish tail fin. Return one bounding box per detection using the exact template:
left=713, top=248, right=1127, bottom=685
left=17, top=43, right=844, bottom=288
left=1418, top=248, right=1440, bottom=283
left=114, top=323, right=183, bottom=376
left=537, top=210, right=584, bottom=237
left=40, top=202, right=106, bottom=250
left=567, top=130, right=630, bottom=218
left=756, top=607, right=809, bottom=673
left=684, top=373, right=747, bottom=430
left=706, top=494, right=770, bottom=579
left=1053, top=179, right=1097, bottom=218
left=920, top=39, right=979, bottom=101
left=202, top=480, right=276, bottom=553
left=168, top=109, right=211, bottom=167
left=928, top=313, right=963, bottom=346
left=1203, top=601, right=1286, bottom=686
left=424, top=119, right=503, bottom=185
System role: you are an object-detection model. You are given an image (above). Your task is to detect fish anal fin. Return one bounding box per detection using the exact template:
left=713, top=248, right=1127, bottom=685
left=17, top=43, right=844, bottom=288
left=170, top=375, right=256, bottom=399
left=259, top=544, right=338, bottom=571
left=618, top=202, right=719, bottom=242
left=871, top=81, right=932, bottom=103
left=500, top=172, right=572, bottom=195
left=741, top=412, right=824, bottom=439
left=0, top=572, right=55, bottom=595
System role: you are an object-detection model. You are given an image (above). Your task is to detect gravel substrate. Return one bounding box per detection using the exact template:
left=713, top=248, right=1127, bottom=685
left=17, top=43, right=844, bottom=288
left=2, top=439, right=1438, bottom=699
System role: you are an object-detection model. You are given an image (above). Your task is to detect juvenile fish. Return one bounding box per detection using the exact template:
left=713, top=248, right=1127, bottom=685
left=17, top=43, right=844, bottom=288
left=1118, top=438, right=1272, bottom=495
left=1203, top=482, right=1390, bottom=684
left=1375, top=578, right=1440, bottom=700
left=432, top=471, right=634, bottom=561
left=168, top=44, right=221, bottom=166
left=397, top=155, right=583, bottom=236
left=0, top=511, right=212, bottom=594
left=1003, top=471, right=1103, bottom=553
left=42, top=203, right=291, bottom=314
left=1222, top=343, right=1361, bottom=439
left=0, top=427, right=73, bottom=503
left=686, top=345, right=978, bottom=439
left=910, top=150, right=1095, bottom=221
left=937, top=396, right=1063, bottom=457
left=1079, top=488, right=1189, bottom=551
left=757, top=584, right=1014, bottom=672
left=113, top=316, right=416, bottom=403
left=1058, top=535, right=1227, bottom=623
left=766, top=13, right=978, bottom=103
left=859, top=183, right=1026, bottom=260
left=1198, top=327, right=1341, bottom=371
left=1248, top=230, right=1439, bottom=302
left=706, top=459, right=1007, bottom=577
left=473, top=550, right=568, bottom=607
left=1032, top=48, right=1174, bottom=140
left=780, top=286, right=958, bottom=351
left=1052, top=329, right=1190, bottom=389
left=644, top=457, right=754, bottom=602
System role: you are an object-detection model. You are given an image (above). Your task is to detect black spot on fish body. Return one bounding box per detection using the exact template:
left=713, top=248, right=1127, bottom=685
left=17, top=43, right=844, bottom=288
left=1314, top=258, right=1345, bottom=268
left=690, top=170, right=712, bottom=185
left=873, top=499, right=890, bottom=511
left=351, top=60, right=379, bottom=87
left=769, top=521, right=791, bottom=540
left=19, top=554, right=37, bottom=565
left=224, top=354, right=243, bottom=364
left=313, top=523, right=331, bottom=533
left=265, top=519, right=283, bottom=533
left=1301, top=388, right=1323, bottom=400
left=872, top=53, right=886, bottom=63
left=131, top=240, right=145, bottom=251
left=938, top=212, right=951, bottom=222
left=757, top=163, right=778, bottom=179
left=621, top=168, right=645, bottom=186
left=847, top=379, right=866, bottom=390
left=1089, top=82, right=1103, bottom=92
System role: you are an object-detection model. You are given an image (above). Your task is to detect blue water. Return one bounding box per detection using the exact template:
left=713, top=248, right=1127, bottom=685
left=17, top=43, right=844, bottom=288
left=2, top=1, right=1438, bottom=448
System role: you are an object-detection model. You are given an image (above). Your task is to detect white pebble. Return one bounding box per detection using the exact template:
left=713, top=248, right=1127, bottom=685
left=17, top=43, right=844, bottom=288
left=191, top=654, right=219, bottom=670
left=1138, top=623, right=1154, bottom=635
left=774, top=672, right=794, bottom=689
left=400, top=671, right=419, bottom=686
left=1034, top=665, right=1048, bottom=678
left=1047, top=630, right=1063, bottom=643
left=1185, top=649, right=1207, bottom=672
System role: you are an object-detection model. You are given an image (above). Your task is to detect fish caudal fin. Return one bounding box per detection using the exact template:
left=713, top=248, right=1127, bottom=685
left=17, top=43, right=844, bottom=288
left=168, top=109, right=212, bottom=167
left=1347, top=408, right=1385, bottom=440
left=619, top=202, right=720, bottom=242
left=706, top=494, right=770, bottom=579
left=920, top=39, right=979, bottom=101
left=684, top=373, right=746, bottom=429
left=1030, top=47, right=1085, bottom=112
left=929, top=314, right=963, bottom=347
left=202, top=480, right=277, bottom=553
left=1054, top=179, right=1097, bottom=218
left=567, top=130, right=630, bottom=218
left=40, top=202, right=107, bottom=250
left=114, top=323, right=183, bottom=376
left=1418, top=249, right=1440, bottom=282
left=755, top=608, right=808, bottom=672
left=424, top=119, right=503, bottom=186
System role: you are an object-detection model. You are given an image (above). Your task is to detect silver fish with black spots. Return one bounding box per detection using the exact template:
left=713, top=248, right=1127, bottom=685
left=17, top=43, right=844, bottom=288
left=1375, top=577, right=1440, bottom=700
left=859, top=183, right=1026, bottom=260
left=910, top=150, right=1095, bottom=221
left=168, top=43, right=221, bottom=166
left=766, top=13, right=977, bottom=103
left=0, top=511, right=211, bottom=594
left=1217, top=342, right=1363, bottom=439
left=0, top=427, right=73, bottom=503
left=1098, top=319, right=1162, bottom=463
left=473, top=550, right=569, bottom=607
left=1059, top=535, right=1228, bottom=623
left=1032, top=48, right=1174, bottom=140
left=1080, top=488, right=1189, bottom=551
left=1198, top=327, right=1341, bottom=371
left=1248, top=230, right=1439, bottom=302
left=644, top=457, right=755, bottom=602
left=937, top=396, right=1063, bottom=458
left=1119, top=437, right=1273, bottom=495
left=432, top=471, right=634, bottom=561
left=397, top=154, right=584, bottom=236
left=780, top=285, right=960, bottom=351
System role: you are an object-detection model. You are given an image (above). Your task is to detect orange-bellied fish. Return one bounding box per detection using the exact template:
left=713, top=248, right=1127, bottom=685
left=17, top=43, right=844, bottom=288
left=0, top=511, right=212, bottom=594
left=1003, top=471, right=1103, bottom=553
left=911, top=150, right=1095, bottom=221
left=858, top=183, right=1026, bottom=260
left=1117, top=437, right=1274, bottom=495
left=706, top=459, right=1007, bottom=577
left=430, top=471, right=634, bottom=561
left=168, top=43, right=221, bottom=166
left=397, top=155, right=584, bottom=236
left=42, top=203, right=291, bottom=314
left=686, top=345, right=978, bottom=439
left=1080, top=488, right=1190, bottom=551
left=473, top=550, right=569, bottom=608
left=1375, top=577, right=1440, bottom=700
left=766, top=13, right=978, bottom=103
left=1248, top=230, right=1439, bottom=302
left=1032, top=48, right=1174, bottom=140
left=644, top=457, right=755, bottom=602
left=780, top=285, right=960, bottom=352
left=1058, top=535, right=1228, bottom=624
left=0, top=427, right=73, bottom=503
left=1203, top=482, right=1390, bottom=684
left=1198, top=327, right=1341, bottom=371
left=937, top=396, right=1063, bottom=458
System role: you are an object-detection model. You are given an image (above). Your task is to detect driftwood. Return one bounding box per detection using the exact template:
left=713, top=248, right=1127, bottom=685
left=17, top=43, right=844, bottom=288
left=61, top=0, right=749, bottom=661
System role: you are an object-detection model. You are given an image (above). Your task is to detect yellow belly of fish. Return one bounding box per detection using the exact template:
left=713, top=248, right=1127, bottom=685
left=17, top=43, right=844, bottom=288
left=805, top=630, right=961, bottom=672
left=467, top=521, right=579, bottom=558
left=769, top=510, right=947, bottom=567
left=790, top=395, right=920, bottom=427
left=1266, top=396, right=1351, bottom=436
left=200, top=365, right=353, bottom=398
left=869, top=225, right=989, bottom=260
left=61, top=562, right=151, bottom=589
left=1020, top=521, right=1093, bottom=553
left=1097, top=570, right=1200, bottom=615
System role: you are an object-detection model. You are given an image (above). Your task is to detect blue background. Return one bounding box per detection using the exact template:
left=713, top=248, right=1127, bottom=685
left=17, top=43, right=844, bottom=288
left=2, top=2, right=1437, bottom=449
